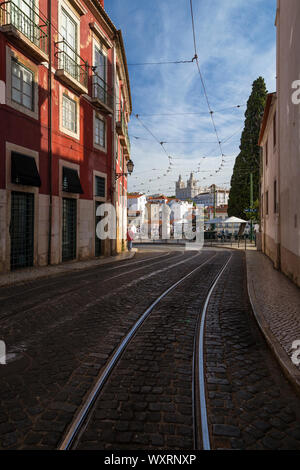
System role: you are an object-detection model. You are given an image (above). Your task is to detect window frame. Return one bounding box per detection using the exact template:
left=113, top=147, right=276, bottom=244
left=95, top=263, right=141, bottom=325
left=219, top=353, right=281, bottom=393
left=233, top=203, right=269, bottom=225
left=62, top=93, right=77, bottom=134
left=11, top=59, right=34, bottom=111
left=95, top=175, right=106, bottom=198
left=58, top=0, right=81, bottom=80
left=94, top=111, right=107, bottom=152
left=93, top=170, right=107, bottom=203
left=6, top=47, right=38, bottom=120
left=59, top=87, right=80, bottom=140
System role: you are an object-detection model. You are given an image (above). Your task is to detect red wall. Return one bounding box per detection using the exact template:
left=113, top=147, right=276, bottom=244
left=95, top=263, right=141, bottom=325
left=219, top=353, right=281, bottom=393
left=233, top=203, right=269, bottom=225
left=0, top=0, right=114, bottom=202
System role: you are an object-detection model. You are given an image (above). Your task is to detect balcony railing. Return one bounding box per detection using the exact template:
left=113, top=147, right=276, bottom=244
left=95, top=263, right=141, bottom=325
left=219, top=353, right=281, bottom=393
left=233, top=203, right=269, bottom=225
left=92, top=73, right=113, bottom=112
left=117, top=110, right=131, bottom=155
left=55, top=39, right=88, bottom=93
left=124, top=126, right=131, bottom=155
left=0, top=0, right=48, bottom=58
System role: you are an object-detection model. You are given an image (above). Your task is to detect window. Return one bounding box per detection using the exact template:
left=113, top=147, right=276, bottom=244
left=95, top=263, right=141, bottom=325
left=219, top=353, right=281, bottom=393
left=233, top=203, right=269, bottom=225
left=62, top=94, right=77, bottom=133
left=266, top=191, right=269, bottom=216
left=11, top=60, right=34, bottom=110
left=95, top=176, right=105, bottom=198
left=273, top=112, right=276, bottom=148
left=94, top=43, right=106, bottom=101
left=274, top=180, right=277, bottom=213
left=60, top=8, right=78, bottom=78
left=95, top=115, right=106, bottom=148
left=12, top=0, right=35, bottom=41
left=11, top=152, right=41, bottom=187
left=62, top=167, right=83, bottom=194
left=265, top=139, right=268, bottom=166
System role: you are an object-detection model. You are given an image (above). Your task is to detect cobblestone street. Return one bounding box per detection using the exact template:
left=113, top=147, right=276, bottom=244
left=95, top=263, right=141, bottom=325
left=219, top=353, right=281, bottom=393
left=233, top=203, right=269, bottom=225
left=0, top=249, right=300, bottom=451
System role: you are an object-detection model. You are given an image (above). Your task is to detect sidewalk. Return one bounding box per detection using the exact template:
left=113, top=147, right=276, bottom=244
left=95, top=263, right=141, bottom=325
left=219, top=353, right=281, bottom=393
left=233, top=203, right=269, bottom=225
left=246, top=251, right=300, bottom=393
left=0, top=250, right=137, bottom=288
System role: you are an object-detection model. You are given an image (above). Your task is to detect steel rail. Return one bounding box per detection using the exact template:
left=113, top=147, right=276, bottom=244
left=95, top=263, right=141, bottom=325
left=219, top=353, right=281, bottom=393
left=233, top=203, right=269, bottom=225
left=0, top=251, right=176, bottom=303
left=0, top=253, right=178, bottom=301
left=58, top=251, right=217, bottom=450
left=0, top=252, right=186, bottom=322
left=0, top=251, right=201, bottom=324
left=194, top=252, right=233, bottom=450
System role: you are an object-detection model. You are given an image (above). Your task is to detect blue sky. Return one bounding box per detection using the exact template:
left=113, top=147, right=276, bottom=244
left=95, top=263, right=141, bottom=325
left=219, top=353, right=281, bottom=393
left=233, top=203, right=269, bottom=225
left=105, top=0, right=277, bottom=196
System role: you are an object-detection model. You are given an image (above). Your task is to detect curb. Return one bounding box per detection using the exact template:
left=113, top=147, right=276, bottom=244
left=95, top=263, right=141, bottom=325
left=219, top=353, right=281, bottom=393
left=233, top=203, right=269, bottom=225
left=246, top=257, right=300, bottom=397
left=204, top=243, right=257, bottom=252
left=0, top=251, right=137, bottom=288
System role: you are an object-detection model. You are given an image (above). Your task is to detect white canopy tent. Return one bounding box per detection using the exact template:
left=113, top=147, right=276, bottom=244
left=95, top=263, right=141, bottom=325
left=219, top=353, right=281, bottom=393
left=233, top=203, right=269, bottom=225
left=224, top=216, right=248, bottom=224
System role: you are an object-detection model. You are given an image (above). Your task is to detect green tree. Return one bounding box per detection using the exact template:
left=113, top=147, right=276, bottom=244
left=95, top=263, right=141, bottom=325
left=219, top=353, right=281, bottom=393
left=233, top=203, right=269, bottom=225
left=228, top=77, right=267, bottom=219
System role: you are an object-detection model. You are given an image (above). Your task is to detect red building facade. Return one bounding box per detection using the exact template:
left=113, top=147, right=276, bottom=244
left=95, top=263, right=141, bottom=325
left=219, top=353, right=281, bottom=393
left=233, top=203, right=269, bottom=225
left=0, top=0, right=132, bottom=272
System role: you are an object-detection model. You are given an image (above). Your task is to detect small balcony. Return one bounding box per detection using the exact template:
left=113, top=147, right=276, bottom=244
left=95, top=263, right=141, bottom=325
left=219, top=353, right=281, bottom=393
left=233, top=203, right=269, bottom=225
left=116, top=111, right=131, bottom=156
left=0, top=0, right=49, bottom=63
left=123, top=130, right=131, bottom=157
left=55, top=39, right=88, bottom=95
left=91, top=73, right=113, bottom=114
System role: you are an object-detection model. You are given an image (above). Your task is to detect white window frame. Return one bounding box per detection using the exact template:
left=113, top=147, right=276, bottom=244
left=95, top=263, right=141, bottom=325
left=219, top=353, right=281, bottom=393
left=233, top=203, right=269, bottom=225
left=62, top=94, right=77, bottom=132
left=58, top=0, right=81, bottom=72
left=93, top=110, right=107, bottom=152
left=93, top=37, right=108, bottom=83
left=59, top=86, right=80, bottom=140
left=11, top=58, right=34, bottom=111
left=5, top=46, right=39, bottom=120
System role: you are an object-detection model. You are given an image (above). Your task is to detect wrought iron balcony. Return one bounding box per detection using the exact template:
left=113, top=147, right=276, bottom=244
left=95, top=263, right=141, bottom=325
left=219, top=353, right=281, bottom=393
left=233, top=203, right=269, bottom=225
left=116, top=109, right=126, bottom=137
left=55, top=39, right=88, bottom=94
left=124, top=128, right=131, bottom=156
left=0, top=0, right=48, bottom=62
left=117, top=110, right=130, bottom=156
left=91, top=73, right=113, bottom=113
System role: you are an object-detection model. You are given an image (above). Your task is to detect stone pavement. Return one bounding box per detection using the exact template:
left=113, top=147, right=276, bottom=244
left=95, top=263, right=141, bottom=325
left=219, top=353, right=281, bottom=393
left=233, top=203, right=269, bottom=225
left=205, top=251, right=300, bottom=450
left=246, top=251, right=300, bottom=394
left=0, top=250, right=137, bottom=288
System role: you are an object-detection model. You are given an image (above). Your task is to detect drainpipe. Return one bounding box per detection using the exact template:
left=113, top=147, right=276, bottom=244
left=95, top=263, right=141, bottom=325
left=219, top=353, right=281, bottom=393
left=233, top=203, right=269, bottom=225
left=47, top=0, right=53, bottom=266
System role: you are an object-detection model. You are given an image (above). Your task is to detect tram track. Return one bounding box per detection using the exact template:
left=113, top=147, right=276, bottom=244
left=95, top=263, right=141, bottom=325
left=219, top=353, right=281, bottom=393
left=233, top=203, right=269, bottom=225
left=0, top=251, right=173, bottom=303
left=192, top=253, right=233, bottom=450
left=58, top=251, right=233, bottom=450
left=0, top=251, right=186, bottom=322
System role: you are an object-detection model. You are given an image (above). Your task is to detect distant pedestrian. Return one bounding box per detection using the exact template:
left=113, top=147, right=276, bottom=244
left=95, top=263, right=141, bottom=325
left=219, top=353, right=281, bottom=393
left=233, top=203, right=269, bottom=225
left=127, top=225, right=136, bottom=251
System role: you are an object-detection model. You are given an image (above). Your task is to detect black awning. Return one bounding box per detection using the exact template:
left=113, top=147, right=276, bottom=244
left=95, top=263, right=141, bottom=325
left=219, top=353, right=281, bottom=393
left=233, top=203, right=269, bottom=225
left=11, top=152, right=41, bottom=187
left=62, top=167, right=84, bottom=194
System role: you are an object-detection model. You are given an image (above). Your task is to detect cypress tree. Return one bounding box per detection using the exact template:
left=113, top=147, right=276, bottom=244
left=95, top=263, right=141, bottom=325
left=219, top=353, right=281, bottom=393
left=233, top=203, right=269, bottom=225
left=228, top=77, right=267, bottom=219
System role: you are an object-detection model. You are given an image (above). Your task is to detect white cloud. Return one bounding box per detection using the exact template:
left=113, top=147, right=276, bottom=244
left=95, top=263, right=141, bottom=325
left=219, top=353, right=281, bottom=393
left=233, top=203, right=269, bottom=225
left=106, top=0, right=276, bottom=195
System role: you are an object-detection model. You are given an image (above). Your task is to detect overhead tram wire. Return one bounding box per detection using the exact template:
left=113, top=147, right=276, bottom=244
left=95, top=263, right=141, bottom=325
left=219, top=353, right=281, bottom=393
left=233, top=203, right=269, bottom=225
left=130, top=124, right=244, bottom=146
left=127, top=59, right=195, bottom=66
left=135, top=114, right=169, bottom=157
left=134, top=104, right=246, bottom=117
left=189, top=0, right=225, bottom=161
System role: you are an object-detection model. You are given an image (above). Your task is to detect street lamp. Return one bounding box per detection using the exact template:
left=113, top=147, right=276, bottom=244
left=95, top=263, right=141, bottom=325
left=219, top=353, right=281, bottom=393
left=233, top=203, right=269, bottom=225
left=115, top=159, right=135, bottom=180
